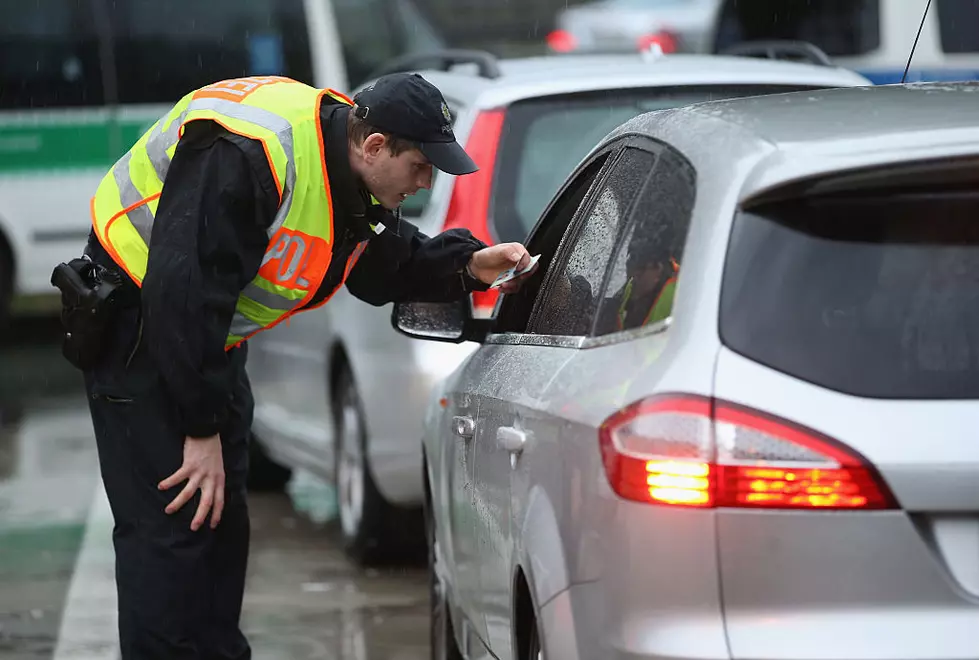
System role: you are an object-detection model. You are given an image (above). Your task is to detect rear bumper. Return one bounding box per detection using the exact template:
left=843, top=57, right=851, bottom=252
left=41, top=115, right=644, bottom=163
left=540, top=580, right=731, bottom=660
left=718, top=509, right=979, bottom=660
left=539, top=507, right=979, bottom=660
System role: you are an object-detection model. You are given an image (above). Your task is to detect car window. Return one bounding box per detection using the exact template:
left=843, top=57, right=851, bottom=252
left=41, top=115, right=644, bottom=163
left=720, top=188, right=979, bottom=400
left=594, top=146, right=696, bottom=336
left=492, top=85, right=823, bottom=245
left=332, top=0, right=445, bottom=88
left=712, top=0, right=881, bottom=57
left=110, top=0, right=313, bottom=105
left=0, top=0, right=103, bottom=109
left=937, top=0, right=979, bottom=53
left=492, top=151, right=614, bottom=335
left=528, top=147, right=658, bottom=337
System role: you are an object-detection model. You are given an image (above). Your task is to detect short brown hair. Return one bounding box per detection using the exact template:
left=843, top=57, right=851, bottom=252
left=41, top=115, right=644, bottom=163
left=347, top=108, right=419, bottom=156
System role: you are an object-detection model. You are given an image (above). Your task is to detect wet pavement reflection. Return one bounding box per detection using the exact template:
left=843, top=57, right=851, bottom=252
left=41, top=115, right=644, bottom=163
left=0, top=317, right=429, bottom=659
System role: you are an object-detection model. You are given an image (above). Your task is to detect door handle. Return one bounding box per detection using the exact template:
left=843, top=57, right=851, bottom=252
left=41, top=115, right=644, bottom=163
left=451, top=415, right=475, bottom=439
left=497, top=426, right=527, bottom=453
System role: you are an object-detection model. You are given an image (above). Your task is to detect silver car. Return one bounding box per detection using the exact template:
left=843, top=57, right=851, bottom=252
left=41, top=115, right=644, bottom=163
left=550, top=0, right=722, bottom=54
left=245, top=49, right=870, bottom=565
left=400, top=82, right=979, bottom=660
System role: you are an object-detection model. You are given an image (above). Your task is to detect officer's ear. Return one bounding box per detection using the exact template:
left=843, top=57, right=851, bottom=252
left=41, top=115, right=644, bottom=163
left=360, top=133, right=389, bottom=163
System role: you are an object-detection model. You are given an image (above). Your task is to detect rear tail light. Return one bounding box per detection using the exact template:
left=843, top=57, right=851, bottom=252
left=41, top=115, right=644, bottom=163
left=546, top=29, right=578, bottom=53
left=637, top=30, right=678, bottom=54
left=442, top=109, right=506, bottom=317
left=599, top=395, right=896, bottom=510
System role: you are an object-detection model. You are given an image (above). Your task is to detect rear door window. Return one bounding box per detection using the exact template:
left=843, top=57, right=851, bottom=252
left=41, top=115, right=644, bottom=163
left=712, top=0, right=880, bottom=57
left=937, top=0, right=979, bottom=53
left=0, top=0, right=103, bottom=109
left=720, top=188, right=979, bottom=399
left=110, top=0, right=313, bottom=105
left=492, top=85, right=821, bottom=245
left=529, top=147, right=657, bottom=337
left=594, top=146, right=696, bottom=336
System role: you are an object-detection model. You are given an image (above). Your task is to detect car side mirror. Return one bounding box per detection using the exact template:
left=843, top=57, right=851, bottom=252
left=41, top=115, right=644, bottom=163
left=391, top=297, right=491, bottom=344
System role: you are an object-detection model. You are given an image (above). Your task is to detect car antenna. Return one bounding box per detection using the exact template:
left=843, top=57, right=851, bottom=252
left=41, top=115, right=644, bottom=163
left=902, top=0, right=933, bottom=84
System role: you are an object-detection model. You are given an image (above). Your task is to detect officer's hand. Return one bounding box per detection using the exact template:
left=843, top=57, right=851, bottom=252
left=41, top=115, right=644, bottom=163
left=158, top=434, right=226, bottom=531
left=468, top=242, right=537, bottom=293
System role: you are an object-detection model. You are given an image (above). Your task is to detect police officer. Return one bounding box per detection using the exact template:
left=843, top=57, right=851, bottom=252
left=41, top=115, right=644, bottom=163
left=76, top=72, right=533, bottom=659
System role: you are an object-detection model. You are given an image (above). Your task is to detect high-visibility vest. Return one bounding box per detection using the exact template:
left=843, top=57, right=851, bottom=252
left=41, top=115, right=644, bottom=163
left=617, top=258, right=680, bottom=331
left=90, top=76, right=367, bottom=349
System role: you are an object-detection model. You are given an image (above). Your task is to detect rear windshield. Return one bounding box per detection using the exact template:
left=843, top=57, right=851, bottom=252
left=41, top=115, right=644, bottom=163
left=937, top=0, right=979, bottom=53
left=492, top=85, right=814, bottom=243
left=720, top=189, right=979, bottom=400
left=712, top=0, right=880, bottom=57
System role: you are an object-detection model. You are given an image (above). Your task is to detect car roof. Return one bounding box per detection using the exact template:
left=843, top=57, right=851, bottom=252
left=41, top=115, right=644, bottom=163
left=605, top=81, right=979, bottom=204
left=401, top=53, right=871, bottom=109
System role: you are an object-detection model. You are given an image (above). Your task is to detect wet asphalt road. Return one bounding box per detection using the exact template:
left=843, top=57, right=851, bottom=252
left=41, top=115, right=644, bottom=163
left=0, top=316, right=429, bottom=659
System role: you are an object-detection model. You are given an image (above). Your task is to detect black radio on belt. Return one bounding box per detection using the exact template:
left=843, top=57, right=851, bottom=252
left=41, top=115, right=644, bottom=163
left=50, top=256, right=125, bottom=370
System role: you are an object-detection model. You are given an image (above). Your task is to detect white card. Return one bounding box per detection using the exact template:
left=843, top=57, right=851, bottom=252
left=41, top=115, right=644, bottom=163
left=490, top=254, right=541, bottom=289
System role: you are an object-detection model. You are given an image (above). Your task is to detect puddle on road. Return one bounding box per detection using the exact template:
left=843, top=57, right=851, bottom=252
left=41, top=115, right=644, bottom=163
left=0, top=400, right=98, bottom=660
left=245, top=487, right=430, bottom=660
left=0, top=320, right=105, bottom=659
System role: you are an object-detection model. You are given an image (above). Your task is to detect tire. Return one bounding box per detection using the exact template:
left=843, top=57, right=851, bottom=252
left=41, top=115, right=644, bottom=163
left=332, top=367, right=423, bottom=566
left=427, top=497, right=463, bottom=660
left=527, top=617, right=543, bottom=660
left=246, top=432, right=293, bottom=492
left=0, top=243, right=12, bottom=332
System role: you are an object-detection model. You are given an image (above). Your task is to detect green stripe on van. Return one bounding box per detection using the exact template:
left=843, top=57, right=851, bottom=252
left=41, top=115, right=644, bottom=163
left=0, top=119, right=152, bottom=173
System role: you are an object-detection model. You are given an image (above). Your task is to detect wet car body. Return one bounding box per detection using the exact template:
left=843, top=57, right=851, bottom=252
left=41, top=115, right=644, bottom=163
left=416, top=82, right=979, bottom=660
left=245, top=51, right=870, bottom=566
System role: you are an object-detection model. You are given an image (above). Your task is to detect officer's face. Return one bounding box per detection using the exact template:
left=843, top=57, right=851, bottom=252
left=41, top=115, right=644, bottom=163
left=357, top=134, right=433, bottom=210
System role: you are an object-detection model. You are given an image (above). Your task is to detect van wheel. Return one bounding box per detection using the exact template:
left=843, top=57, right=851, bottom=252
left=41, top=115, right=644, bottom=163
left=246, top=432, right=292, bottom=492
left=0, top=245, right=11, bottom=330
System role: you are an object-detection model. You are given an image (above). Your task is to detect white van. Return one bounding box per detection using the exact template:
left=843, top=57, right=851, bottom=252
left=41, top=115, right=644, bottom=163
left=0, top=0, right=442, bottom=323
left=709, top=0, right=979, bottom=85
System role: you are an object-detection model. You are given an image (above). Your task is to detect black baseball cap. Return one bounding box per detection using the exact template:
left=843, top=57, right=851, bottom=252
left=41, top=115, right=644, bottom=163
left=352, top=73, right=478, bottom=176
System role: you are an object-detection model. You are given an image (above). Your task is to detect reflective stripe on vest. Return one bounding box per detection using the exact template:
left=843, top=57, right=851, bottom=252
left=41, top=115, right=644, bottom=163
left=90, top=76, right=358, bottom=349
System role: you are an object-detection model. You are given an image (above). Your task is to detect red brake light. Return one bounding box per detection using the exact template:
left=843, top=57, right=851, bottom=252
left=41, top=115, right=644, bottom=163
left=547, top=29, right=577, bottom=53
left=637, top=30, right=678, bottom=54
left=599, top=395, right=896, bottom=510
left=442, top=109, right=505, bottom=317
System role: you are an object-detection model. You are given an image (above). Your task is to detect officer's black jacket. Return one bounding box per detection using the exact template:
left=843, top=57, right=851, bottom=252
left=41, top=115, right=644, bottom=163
left=88, top=97, right=487, bottom=438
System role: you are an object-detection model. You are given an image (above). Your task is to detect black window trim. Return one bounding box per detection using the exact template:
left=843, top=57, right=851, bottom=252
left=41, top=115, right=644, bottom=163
left=485, top=133, right=668, bottom=348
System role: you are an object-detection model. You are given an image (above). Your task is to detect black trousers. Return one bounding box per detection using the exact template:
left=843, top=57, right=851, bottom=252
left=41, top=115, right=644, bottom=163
left=83, top=305, right=252, bottom=659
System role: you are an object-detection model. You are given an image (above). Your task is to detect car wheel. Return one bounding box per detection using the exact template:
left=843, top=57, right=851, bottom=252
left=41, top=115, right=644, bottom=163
left=0, top=244, right=11, bottom=331
left=427, top=498, right=463, bottom=660
left=527, top=617, right=543, bottom=660
left=333, top=367, right=411, bottom=565
left=246, top=432, right=292, bottom=492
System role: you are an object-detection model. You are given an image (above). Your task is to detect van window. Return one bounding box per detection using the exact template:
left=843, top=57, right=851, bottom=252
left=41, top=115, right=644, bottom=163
left=713, top=0, right=880, bottom=57
left=721, top=189, right=979, bottom=400
left=937, top=0, right=979, bottom=53
left=110, top=0, right=314, bottom=105
left=332, top=0, right=446, bottom=87
left=0, top=0, right=103, bottom=109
